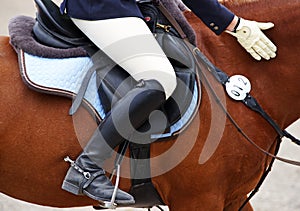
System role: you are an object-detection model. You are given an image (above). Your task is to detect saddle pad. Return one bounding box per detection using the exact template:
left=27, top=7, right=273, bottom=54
left=18, top=50, right=199, bottom=139
left=19, top=50, right=105, bottom=119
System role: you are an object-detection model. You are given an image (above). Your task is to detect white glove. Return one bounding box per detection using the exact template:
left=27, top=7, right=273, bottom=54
left=226, top=18, right=277, bottom=61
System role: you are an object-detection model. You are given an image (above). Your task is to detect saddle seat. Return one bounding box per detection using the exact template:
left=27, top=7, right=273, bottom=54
left=33, top=0, right=90, bottom=49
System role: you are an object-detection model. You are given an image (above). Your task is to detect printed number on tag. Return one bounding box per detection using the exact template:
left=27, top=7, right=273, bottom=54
left=225, top=75, right=251, bottom=101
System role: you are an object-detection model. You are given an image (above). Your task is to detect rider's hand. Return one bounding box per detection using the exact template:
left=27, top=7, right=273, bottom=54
left=226, top=18, right=277, bottom=61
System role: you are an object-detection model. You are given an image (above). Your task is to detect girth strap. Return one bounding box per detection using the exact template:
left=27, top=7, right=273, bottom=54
left=129, top=143, right=165, bottom=207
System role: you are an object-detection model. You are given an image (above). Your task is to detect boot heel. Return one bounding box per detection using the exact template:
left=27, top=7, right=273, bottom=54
left=61, top=180, right=82, bottom=195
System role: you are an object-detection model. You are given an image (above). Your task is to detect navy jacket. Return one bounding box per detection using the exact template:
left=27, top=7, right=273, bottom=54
left=60, top=0, right=234, bottom=35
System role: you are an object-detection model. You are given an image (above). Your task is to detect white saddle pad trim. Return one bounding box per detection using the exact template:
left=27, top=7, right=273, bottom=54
left=22, top=52, right=199, bottom=138
left=23, top=52, right=106, bottom=118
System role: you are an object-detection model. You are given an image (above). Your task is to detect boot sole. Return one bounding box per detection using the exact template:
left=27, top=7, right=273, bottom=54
left=62, top=180, right=135, bottom=205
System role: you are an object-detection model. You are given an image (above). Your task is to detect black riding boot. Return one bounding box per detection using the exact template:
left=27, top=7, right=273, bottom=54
left=62, top=79, right=166, bottom=205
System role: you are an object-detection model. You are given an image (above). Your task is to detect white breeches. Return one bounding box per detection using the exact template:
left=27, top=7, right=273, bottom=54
left=71, top=17, right=177, bottom=99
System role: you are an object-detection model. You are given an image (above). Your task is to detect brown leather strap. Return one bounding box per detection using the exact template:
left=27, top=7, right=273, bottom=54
left=155, top=1, right=187, bottom=40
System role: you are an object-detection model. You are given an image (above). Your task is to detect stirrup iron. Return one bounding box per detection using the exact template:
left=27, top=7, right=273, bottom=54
left=99, top=164, right=121, bottom=209
left=100, top=141, right=129, bottom=209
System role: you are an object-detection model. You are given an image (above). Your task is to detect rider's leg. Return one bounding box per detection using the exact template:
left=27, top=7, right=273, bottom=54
left=62, top=79, right=165, bottom=204
left=62, top=17, right=176, bottom=204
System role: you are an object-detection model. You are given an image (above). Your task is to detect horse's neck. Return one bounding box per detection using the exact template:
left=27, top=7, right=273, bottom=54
left=232, top=0, right=300, bottom=128
left=189, top=0, right=300, bottom=128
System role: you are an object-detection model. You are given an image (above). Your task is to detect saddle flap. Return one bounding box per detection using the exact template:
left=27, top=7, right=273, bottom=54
left=163, top=71, right=196, bottom=124
left=156, top=32, right=194, bottom=69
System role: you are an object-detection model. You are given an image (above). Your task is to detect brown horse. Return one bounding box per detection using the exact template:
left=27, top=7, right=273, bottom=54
left=1, top=0, right=299, bottom=210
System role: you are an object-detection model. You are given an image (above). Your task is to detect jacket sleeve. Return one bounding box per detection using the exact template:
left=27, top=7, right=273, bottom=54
left=182, top=0, right=235, bottom=35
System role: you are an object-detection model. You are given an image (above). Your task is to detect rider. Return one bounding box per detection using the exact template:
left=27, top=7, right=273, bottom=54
left=59, top=0, right=277, bottom=205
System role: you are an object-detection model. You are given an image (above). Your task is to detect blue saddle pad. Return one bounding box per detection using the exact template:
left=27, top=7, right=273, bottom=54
left=19, top=50, right=200, bottom=139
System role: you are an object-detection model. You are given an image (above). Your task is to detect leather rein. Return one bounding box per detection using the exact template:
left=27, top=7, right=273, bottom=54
left=192, top=48, right=300, bottom=166
left=157, top=0, right=300, bottom=166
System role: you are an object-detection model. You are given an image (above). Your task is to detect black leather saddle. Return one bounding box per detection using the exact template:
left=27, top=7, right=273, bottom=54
left=33, top=0, right=199, bottom=137
left=33, top=0, right=90, bottom=49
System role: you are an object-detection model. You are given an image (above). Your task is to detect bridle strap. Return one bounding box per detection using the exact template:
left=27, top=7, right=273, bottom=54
left=192, top=48, right=300, bottom=166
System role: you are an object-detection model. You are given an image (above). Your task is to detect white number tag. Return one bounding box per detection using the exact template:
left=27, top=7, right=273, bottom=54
left=225, top=75, right=251, bottom=101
